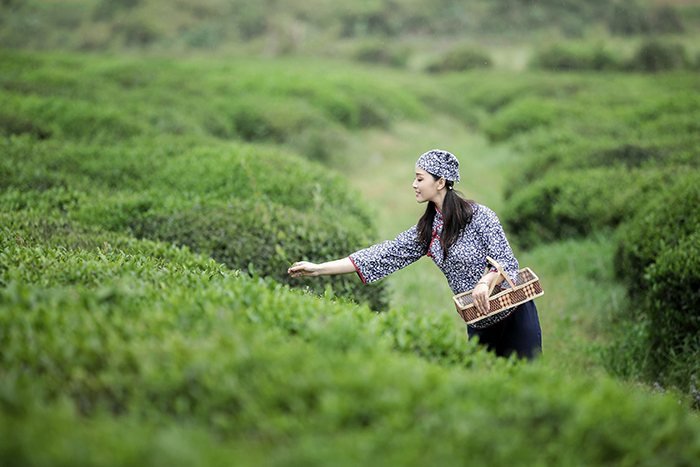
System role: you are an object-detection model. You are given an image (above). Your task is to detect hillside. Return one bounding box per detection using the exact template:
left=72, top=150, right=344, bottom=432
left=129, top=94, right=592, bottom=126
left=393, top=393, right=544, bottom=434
left=2, top=45, right=700, bottom=465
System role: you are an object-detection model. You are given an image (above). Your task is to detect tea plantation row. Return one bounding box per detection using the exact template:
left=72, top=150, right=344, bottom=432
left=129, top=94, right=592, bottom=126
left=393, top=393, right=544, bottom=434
left=0, top=48, right=441, bottom=309
left=3, top=229, right=700, bottom=466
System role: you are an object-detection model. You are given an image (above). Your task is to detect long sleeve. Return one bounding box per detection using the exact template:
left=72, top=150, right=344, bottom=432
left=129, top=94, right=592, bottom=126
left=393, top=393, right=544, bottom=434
left=348, top=225, right=427, bottom=284
left=476, top=206, right=519, bottom=288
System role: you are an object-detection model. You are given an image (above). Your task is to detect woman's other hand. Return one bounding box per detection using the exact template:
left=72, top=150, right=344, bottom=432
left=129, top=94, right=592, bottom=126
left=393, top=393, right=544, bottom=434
left=473, top=282, right=490, bottom=316
left=288, top=261, right=321, bottom=277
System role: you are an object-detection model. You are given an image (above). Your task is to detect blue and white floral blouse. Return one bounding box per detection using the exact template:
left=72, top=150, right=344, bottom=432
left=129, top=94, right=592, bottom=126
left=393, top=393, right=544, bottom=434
left=348, top=203, right=519, bottom=328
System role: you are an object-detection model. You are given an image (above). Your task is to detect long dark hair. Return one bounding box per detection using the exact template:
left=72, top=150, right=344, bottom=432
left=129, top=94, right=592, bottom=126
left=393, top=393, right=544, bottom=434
left=417, top=173, right=475, bottom=260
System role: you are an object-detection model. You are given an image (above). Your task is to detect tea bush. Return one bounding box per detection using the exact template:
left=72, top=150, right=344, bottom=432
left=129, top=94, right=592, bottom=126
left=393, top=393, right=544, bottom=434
left=530, top=43, right=622, bottom=72
left=604, top=229, right=700, bottom=403
left=0, top=49, right=427, bottom=151
left=502, top=167, right=679, bottom=249
left=530, top=40, right=695, bottom=73
left=425, top=44, right=492, bottom=73
left=352, top=40, right=410, bottom=68
left=78, top=194, right=387, bottom=310
left=0, top=136, right=388, bottom=309
left=0, top=0, right=643, bottom=52
left=642, top=232, right=700, bottom=395
left=0, top=44, right=429, bottom=309
left=3, top=232, right=700, bottom=466
left=614, top=173, right=700, bottom=297
left=631, top=40, right=689, bottom=72
left=483, top=97, right=559, bottom=142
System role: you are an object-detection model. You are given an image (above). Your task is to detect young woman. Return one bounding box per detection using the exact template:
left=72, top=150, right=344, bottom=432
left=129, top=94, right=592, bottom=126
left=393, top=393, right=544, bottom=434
left=288, top=149, right=542, bottom=359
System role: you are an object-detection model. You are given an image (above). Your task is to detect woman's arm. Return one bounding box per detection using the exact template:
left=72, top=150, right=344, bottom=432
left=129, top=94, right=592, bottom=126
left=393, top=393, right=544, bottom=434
left=287, top=258, right=356, bottom=278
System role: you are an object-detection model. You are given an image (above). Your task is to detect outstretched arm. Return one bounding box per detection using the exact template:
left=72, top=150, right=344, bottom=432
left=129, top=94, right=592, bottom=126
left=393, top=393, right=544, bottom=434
left=287, top=258, right=356, bottom=278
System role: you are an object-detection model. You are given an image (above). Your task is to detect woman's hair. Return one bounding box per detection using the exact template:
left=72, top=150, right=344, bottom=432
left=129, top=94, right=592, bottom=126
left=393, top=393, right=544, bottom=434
left=416, top=173, right=475, bottom=260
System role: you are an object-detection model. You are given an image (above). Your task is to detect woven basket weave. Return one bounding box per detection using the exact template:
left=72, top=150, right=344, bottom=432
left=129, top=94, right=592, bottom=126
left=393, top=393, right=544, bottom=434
left=453, top=256, right=544, bottom=325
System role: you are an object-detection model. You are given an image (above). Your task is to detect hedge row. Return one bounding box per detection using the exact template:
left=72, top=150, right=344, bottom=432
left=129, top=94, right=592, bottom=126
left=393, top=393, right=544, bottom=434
left=501, top=166, right=678, bottom=249
left=3, top=230, right=700, bottom=465
left=1, top=146, right=388, bottom=310
left=460, top=72, right=700, bottom=249
left=614, top=173, right=700, bottom=297
left=1, top=47, right=413, bottom=310
left=605, top=175, right=700, bottom=398
left=530, top=39, right=698, bottom=73
left=0, top=135, right=373, bottom=227
left=78, top=194, right=387, bottom=311
left=0, top=49, right=427, bottom=158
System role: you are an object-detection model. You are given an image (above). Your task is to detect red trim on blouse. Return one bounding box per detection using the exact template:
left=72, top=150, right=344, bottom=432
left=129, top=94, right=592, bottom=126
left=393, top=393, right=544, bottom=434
left=348, top=256, right=367, bottom=284
left=426, top=222, right=443, bottom=258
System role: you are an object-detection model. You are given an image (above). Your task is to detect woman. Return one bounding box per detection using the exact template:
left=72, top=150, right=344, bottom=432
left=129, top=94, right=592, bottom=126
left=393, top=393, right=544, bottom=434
left=288, top=149, right=542, bottom=360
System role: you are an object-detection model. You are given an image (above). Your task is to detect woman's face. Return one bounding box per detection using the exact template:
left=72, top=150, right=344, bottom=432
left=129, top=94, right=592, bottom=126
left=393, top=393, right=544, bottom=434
left=413, top=166, right=445, bottom=205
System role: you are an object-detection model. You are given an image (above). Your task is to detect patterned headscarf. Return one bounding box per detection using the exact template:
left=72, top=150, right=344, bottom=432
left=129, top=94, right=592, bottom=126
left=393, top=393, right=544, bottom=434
left=415, top=149, right=460, bottom=183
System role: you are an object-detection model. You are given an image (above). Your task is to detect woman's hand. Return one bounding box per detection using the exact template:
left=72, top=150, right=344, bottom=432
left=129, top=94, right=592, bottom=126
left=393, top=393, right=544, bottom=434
left=287, top=261, right=321, bottom=277
left=473, top=282, right=490, bottom=316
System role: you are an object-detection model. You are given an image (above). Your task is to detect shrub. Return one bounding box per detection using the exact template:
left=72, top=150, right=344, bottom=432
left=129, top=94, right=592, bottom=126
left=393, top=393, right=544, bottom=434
left=79, top=195, right=389, bottom=311
left=353, top=40, right=410, bottom=68
left=0, top=49, right=427, bottom=152
left=1, top=134, right=387, bottom=309
left=502, top=167, right=674, bottom=249
left=111, top=17, right=164, bottom=47
left=605, top=230, right=700, bottom=406
left=92, top=0, right=141, bottom=22
left=614, top=172, right=700, bottom=297
left=642, top=231, right=700, bottom=397
left=649, top=5, right=685, bottom=34
left=2, top=243, right=700, bottom=465
left=530, top=43, right=622, bottom=72
left=425, top=45, right=492, bottom=73
left=631, top=40, right=689, bottom=72
left=607, top=0, right=650, bottom=36
left=483, top=97, right=558, bottom=142
left=0, top=92, right=145, bottom=141
left=183, top=23, right=224, bottom=49
left=229, top=94, right=324, bottom=143
left=0, top=113, right=51, bottom=139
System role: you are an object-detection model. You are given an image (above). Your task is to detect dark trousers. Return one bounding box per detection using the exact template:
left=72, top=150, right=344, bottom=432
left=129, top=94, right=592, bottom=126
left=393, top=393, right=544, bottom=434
left=467, top=299, right=542, bottom=360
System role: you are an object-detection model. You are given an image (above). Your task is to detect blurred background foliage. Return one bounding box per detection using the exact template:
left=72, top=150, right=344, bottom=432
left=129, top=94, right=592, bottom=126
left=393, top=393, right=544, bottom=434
left=2, top=0, right=700, bottom=465
left=1, top=0, right=699, bottom=70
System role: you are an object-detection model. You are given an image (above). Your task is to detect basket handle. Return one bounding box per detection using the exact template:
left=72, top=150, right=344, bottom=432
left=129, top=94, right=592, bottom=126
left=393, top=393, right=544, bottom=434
left=485, top=256, right=516, bottom=290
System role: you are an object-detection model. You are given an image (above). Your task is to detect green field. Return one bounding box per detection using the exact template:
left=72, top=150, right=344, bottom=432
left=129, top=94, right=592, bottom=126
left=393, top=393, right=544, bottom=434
left=2, top=0, right=700, bottom=464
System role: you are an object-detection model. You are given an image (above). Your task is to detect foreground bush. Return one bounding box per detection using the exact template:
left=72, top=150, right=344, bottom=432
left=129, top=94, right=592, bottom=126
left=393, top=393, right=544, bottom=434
left=614, top=173, right=700, bottom=296
left=641, top=232, right=700, bottom=395
left=605, top=175, right=700, bottom=399
left=3, top=232, right=700, bottom=466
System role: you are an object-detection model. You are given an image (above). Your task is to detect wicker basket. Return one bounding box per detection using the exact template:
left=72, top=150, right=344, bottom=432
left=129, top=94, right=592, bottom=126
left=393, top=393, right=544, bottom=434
left=453, top=256, right=544, bottom=325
